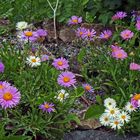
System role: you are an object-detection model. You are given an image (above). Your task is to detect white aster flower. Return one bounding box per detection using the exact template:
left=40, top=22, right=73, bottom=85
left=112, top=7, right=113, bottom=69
left=26, top=56, right=41, bottom=67
left=105, top=107, right=120, bottom=118
left=16, top=21, right=28, bottom=30
left=125, top=102, right=136, bottom=113
left=104, top=98, right=116, bottom=108
left=55, top=89, right=69, bottom=102
left=99, top=113, right=110, bottom=126
left=110, top=118, right=123, bottom=130
left=119, top=111, right=130, bottom=123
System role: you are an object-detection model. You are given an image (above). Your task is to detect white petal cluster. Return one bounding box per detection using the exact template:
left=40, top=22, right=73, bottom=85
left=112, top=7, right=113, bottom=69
left=26, top=56, right=41, bottom=67
left=16, top=21, right=28, bottom=30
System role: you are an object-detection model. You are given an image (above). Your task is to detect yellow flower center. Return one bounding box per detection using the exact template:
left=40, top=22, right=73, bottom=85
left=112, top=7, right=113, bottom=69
left=87, top=32, right=91, bottom=37
left=104, top=117, right=108, bottom=121
left=104, top=34, right=109, bottom=39
left=134, top=94, right=140, bottom=100
left=114, top=121, right=119, bottom=125
left=63, top=77, right=70, bottom=83
left=79, top=32, right=83, bottom=35
left=130, top=105, right=134, bottom=109
left=3, top=92, right=13, bottom=101
left=44, top=104, right=50, bottom=109
left=125, top=34, right=129, bottom=37
left=59, top=93, right=64, bottom=99
left=121, top=115, right=126, bottom=120
left=0, top=84, right=4, bottom=89
left=57, top=61, right=63, bottom=66
left=117, top=53, right=123, bottom=58
left=31, top=59, right=37, bottom=63
left=25, top=31, right=33, bottom=37
left=72, top=19, right=78, bottom=23
left=110, top=110, right=115, bottom=114
left=85, top=85, right=91, bottom=91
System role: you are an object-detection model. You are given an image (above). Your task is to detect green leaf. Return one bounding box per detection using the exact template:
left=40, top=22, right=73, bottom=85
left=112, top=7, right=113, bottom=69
left=65, top=114, right=81, bottom=125
left=85, top=105, right=105, bottom=119
left=78, top=48, right=86, bottom=63
left=96, top=95, right=102, bottom=105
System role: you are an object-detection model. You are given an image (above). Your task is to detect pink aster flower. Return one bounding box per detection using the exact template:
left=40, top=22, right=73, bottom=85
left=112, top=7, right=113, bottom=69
left=130, top=63, right=140, bottom=71
left=100, top=30, right=112, bottom=40
left=52, top=57, right=69, bottom=70
left=112, top=11, right=127, bottom=20
left=111, top=45, right=122, bottom=52
left=39, top=102, right=55, bottom=113
left=83, top=29, right=96, bottom=40
left=68, top=16, right=82, bottom=25
left=76, top=27, right=87, bottom=39
left=0, top=81, right=11, bottom=91
left=120, top=29, right=134, bottom=40
left=0, top=61, right=5, bottom=73
left=131, top=94, right=140, bottom=108
left=41, top=55, right=49, bottom=62
left=20, top=30, right=39, bottom=42
left=82, top=83, right=94, bottom=93
left=136, top=20, right=140, bottom=31
left=112, top=48, right=127, bottom=60
left=0, top=85, right=21, bottom=109
left=57, top=72, right=76, bottom=87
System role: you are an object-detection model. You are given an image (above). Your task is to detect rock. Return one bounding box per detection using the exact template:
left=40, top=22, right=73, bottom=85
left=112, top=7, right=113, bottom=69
left=64, top=130, right=140, bottom=140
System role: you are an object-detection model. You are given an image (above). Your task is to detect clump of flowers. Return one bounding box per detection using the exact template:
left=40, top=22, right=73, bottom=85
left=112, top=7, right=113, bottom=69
left=100, top=30, right=112, bottom=40
left=120, top=29, right=134, bottom=40
left=99, top=98, right=131, bottom=130
left=112, top=11, right=127, bottom=20
left=52, top=57, right=69, bottom=70
left=111, top=45, right=127, bottom=60
left=16, top=21, right=28, bottom=30
left=39, top=102, right=55, bottom=113
left=130, top=63, right=140, bottom=71
left=82, top=83, right=94, bottom=93
left=68, top=16, right=82, bottom=25
left=83, top=29, right=96, bottom=40
left=57, top=71, right=76, bottom=87
left=0, top=61, right=5, bottom=73
left=55, top=89, right=69, bottom=102
left=26, top=56, right=41, bottom=67
left=0, top=81, right=21, bottom=109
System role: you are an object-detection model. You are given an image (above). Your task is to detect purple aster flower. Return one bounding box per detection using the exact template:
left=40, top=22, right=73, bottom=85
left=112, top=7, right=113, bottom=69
left=0, top=81, right=11, bottom=91
left=20, top=30, right=39, bottom=42
left=68, top=16, right=82, bottom=25
left=130, top=63, right=140, bottom=71
left=131, top=94, right=140, bottom=108
left=136, top=20, right=140, bottom=31
left=83, top=29, right=96, bottom=40
left=52, top=57, right=69, bottom=70
left=41, top=55, right=49, bottom=62
left=57, top=71, right=76, bottom=87
left=76, top=27, right=87, bottom=39
left=39, top=102, right=55, bottom=113
left=0, top=85, right=21, bottom=109
left=120, top=29, right=134, bottom=40
left=0, top=61, right=5, bottom=73
left=36, top=29, right=47, bottom=37
left=112, top=11, right=127, bottom=20
left=100, top=30, right=112, bottom=40
left=82, top=83, right=94, bottom=93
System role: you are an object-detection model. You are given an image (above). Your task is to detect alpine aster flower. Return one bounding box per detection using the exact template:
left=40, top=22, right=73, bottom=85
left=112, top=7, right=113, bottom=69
left=52, top=57, right=69, bottom=70
left=104, top=98, right=116, bottom=108
left=68, top=16, right=82, bottom=25
left=39, top=102, right=55, bottom=113
left=0, top=61, right=5, bottom=73
left=99, top=113, right=110, bottom=126
left=119, top=111, right=130, bottom=123
left=112, top=11, right=127, bottom=20
left=100, top=30, right=112, bottom=40
left=83, top=29, right=96, bottom=40
left=36, top=29, right=47, bottom=37
left=41, top=55, right=49, bottom=62
left=57, top=72, right=76, bottom=87
left=130, top=63, right=140, bottom=71
left=131, top=94, right=140, bottom=108
left=105, top=107, right=120, bottom=118
left=26, top=56, right=41, bottom=67
left=76, top=27, right=87, bottom=39
left=82, top=83, right=94, bottom=93
left=16, top=21, right=28, bottom=30
left=110, top=118, right=123, bottom=130
left=120, top=29, right=134, bottom=40
left=20, top=30, right=39, bottom=42
left=125, top=102, right=136, bottom=113
left=0, top=85, right=21, bottom=109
